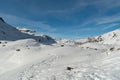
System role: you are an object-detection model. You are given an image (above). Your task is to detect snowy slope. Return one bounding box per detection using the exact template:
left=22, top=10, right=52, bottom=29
left=16, top=27, right=36, bottom=36
left=0, top=18, right=56, bottom=44
left=16, top=27, right=56, bottom=45
left=58, top=29, right=120, bottom=46
left=0, top=18, right=34, bottom=40
left=96, top=29, right=120, bottom=44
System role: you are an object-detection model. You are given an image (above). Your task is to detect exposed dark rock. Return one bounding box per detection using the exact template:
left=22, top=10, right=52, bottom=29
left=16, top=49, right=20, bottom=51
left=0, top=17, right=5, bottom=23
left=110, top=47, right=115, bottom=51
left=67, top=67, right=74, bottom=70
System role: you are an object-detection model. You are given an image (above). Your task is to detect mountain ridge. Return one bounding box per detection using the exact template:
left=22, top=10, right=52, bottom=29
left=0, top=17, right=56, bottom=44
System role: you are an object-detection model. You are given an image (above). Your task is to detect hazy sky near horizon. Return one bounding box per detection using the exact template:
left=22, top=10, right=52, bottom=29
left=0, top=0, right=120, bottom=39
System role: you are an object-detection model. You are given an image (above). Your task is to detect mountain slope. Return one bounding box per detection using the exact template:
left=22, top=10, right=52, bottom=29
left=16, top=27, right=36, bottom=36
left=16, top=27, right=56, bottom=45
left=0, top=17, right=34, bottom=41
left=96, top=29, right=120, bottom=44
left=0, top=17, right=56, bottom=44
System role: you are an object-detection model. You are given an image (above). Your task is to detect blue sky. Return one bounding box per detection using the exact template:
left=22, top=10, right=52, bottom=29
left=0, top=0, right=120, bottom=39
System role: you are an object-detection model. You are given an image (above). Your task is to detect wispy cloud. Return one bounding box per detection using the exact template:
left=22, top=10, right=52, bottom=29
left=102, top=23, right=119, bottom=30
left=46, top=0, right=120, bottom=14
left=0, top=13, right=57, bottom=32
left=96, top=15, right=120, bottom=25
left=80, top=13, right=120, bottom=28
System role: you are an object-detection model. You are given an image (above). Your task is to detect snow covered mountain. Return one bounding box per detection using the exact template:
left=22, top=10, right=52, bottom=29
left=16, top=27, right=36, bottom=36
left=96, top=29, right=120, bottom=44
left=59, top=29, right=120, bottom=46
left=0, top=17, right=35, bottom=41
left=16, top=27, right=56, bottom=45
left=0, top=17, right=56, bottom=44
